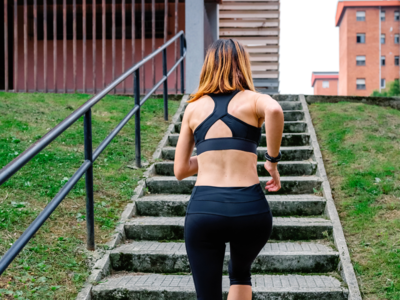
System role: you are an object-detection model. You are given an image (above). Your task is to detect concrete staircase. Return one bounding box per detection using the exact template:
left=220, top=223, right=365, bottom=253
left=89, top=95, right=355, bottom=299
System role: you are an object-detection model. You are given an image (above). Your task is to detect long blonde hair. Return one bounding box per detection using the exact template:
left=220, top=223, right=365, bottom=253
left=188, top=39, right=255, bottom=102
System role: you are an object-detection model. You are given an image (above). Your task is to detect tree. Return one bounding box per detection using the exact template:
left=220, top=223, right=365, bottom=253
left=371, top=79, right=400, bottom=97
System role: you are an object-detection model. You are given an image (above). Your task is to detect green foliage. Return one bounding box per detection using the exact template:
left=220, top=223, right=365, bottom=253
left=371, top=80, right=400, bottom=97
left=0, top=92, right=179, bottom=299
left=310, top=102, right=400, bottom=299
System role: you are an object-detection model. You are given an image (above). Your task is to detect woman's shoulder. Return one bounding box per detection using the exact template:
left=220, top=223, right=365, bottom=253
left=242, top=89, right=274, bottom=102
left=183, top=95, right=213, bottom=120
left=186, top=95, right=213, bottom=112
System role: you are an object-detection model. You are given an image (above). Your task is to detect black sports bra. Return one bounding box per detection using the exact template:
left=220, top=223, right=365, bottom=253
left=193, top=90, right=262, bottom=155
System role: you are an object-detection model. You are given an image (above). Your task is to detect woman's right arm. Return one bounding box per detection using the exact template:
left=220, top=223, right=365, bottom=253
left=174, top=105, right=199, bottom=181
left=255, top=94, right=284, bottom=192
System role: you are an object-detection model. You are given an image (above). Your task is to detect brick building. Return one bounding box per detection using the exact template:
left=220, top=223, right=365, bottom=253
left=336, top=0, right=400, bottom=96
left=311, top=72, right=339, bottom=95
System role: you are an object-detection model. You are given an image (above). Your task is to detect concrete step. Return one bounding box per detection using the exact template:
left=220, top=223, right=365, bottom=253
left=272, top=94, right=300, bottom=102
left=92, top=274, right=348, bottom=300
left=136, top=194, right=326, bottom=217
left=167, top=133, right=310, bottom=147
left=161, top=146, right=314, bottom=161
left=154, top=161, right=317, bottom=177
left=110, top=241, right=339, bottom=273
left=146, top=176, right=323, bottom=195
left=124, top=217, right=333, bottom=241
left=180, top=111, right=304, bottom=122
left=174, top=121, right=308, bottom=134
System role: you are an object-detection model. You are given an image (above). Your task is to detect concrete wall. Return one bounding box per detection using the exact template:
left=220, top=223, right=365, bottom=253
left=305, top=94, right=400, bottom=110
left=185, top=0, right=219, bottom=95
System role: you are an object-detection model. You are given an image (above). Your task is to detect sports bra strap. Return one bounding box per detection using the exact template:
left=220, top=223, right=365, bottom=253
left=194, top=90, right=241, bottom=142
left=193, top=90, right=261, bottom=155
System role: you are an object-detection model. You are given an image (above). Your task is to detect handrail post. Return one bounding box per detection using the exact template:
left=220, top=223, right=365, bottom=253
left=84, top=108, right=95, bottom=251
left=163, top=48, right=168, bottom=121
left=180, top=35, right=185, bottom=94
left=134, top=69, right=141, bottom=168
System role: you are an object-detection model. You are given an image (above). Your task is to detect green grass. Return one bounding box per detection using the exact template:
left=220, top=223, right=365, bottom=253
left=0, top=92, right=179, bottom=299
left=310, top=102, right=400, bottom=300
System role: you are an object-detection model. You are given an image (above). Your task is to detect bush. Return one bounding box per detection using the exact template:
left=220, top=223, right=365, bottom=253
left=371, top=80, right=400, bottom=97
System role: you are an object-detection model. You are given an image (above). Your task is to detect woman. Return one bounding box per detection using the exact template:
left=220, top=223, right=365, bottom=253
left=174, top=39, right=284, bottom=300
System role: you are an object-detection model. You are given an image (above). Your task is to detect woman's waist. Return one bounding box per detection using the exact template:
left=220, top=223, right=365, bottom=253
left=190, top=183, right=265, bottom=203
left=195, top=161, right=259, bottom=187
left=187, top=184, right=270, bottom=217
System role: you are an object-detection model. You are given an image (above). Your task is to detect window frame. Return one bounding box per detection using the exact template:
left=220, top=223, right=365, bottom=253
left=356, top=55, right=366, bottom=66
left=395, top=34, right=400, bottom=44
left=381, top=56, right=386, bottom=66
left=322, top=81, right=330, bottom=88
left=381, top=34, right=386, bottom=44
left=395, top=11, right=400, bottom=21
left=356, top=33, right=366, bottom=44
left=356, top=11, right=366, bottom=21
left=356, top=79, right=366, bottom=90
left=381, top=10, right=386, bottom=21
left=381, top=79, right=386, bottom=89
left=395, top=56, right=399, bottom=66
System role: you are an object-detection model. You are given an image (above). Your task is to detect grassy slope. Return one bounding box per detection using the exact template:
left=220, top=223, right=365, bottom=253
left=310, top=102, right=400, bottom=300
left=0, top=92, right=179, bottom=299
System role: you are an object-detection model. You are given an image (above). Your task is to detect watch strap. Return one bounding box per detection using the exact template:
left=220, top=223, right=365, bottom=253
left=265, top=150, right=282, bottom=163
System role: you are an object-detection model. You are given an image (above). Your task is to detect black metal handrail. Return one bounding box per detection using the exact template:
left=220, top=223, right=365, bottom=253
left=0, top=31, right=186, bottom=275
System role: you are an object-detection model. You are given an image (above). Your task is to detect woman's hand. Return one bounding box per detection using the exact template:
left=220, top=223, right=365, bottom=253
left=264, top=161, right=281, bottom=192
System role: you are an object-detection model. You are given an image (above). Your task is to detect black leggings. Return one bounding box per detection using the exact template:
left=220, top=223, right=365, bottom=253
left=184, top=184, right=273, bottom=300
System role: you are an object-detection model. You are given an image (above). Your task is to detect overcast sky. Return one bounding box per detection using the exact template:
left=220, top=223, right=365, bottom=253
left=280, top=0, right=340, bottom=94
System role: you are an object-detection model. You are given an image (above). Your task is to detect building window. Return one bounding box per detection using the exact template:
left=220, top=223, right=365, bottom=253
left=322, top=81, right=330, bottom=88
left=381, top=56, right=386, bottom=66
left=395, top=34, right=400, bottom=44
left=356, top=79, right=366, bottom=90
left=395, top=56, right=399, bottom=66
left=356, top=56, right=366, bottom=66
left=357, top=33, right=366, bottom=43
left=381, top=34, right=386, bottom=44
left=381, top=10, right=386, bottom=21
left=395, top=11, right=399, bottom=21
left=381, top=79, right=386, bottom=88
left=356, top=11, right=366, bottom=21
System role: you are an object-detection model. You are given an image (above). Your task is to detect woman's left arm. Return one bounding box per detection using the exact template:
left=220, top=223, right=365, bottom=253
left=174, top=106, right=198, bottom=181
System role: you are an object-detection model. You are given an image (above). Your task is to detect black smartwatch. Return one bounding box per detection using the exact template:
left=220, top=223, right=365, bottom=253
left=265, top=151, right=282, bottom=163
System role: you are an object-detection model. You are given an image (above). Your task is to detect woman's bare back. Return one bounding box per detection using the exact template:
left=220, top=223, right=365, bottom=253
left=184, top=90, right=264, bottom=187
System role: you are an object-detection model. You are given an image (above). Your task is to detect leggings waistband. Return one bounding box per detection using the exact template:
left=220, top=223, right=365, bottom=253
left=187, top=183, right=270, bottom=217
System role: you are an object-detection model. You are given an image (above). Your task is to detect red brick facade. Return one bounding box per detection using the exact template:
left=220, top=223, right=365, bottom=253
left=311, top=72, right=339, bottom=95
left=337, top=2, right=400, bottom=96
left=313, top=79, right=339, bottom=95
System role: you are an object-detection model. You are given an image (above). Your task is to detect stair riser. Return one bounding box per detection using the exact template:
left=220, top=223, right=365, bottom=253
left=154, top=162, right=317, bottom=177
left=146, top=180, right=322, bottom=195
left=179, top=111, right=304, bottom=122
left=175, top=122, right=308, bottom=134
left=282, top=122, right=307, bottom=133
left=110, top=253, right=339, bottom=273
left=91, top=289, right=347, bottom=300
left=136, top=199, right=326, bottom=217
left=168, top=134, right=310, bottom=147
left=162, top=148, right=314, bottom=161
left=124, top=224, right=332, bottom=241
left=272, top=94, right=300, bottom=102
